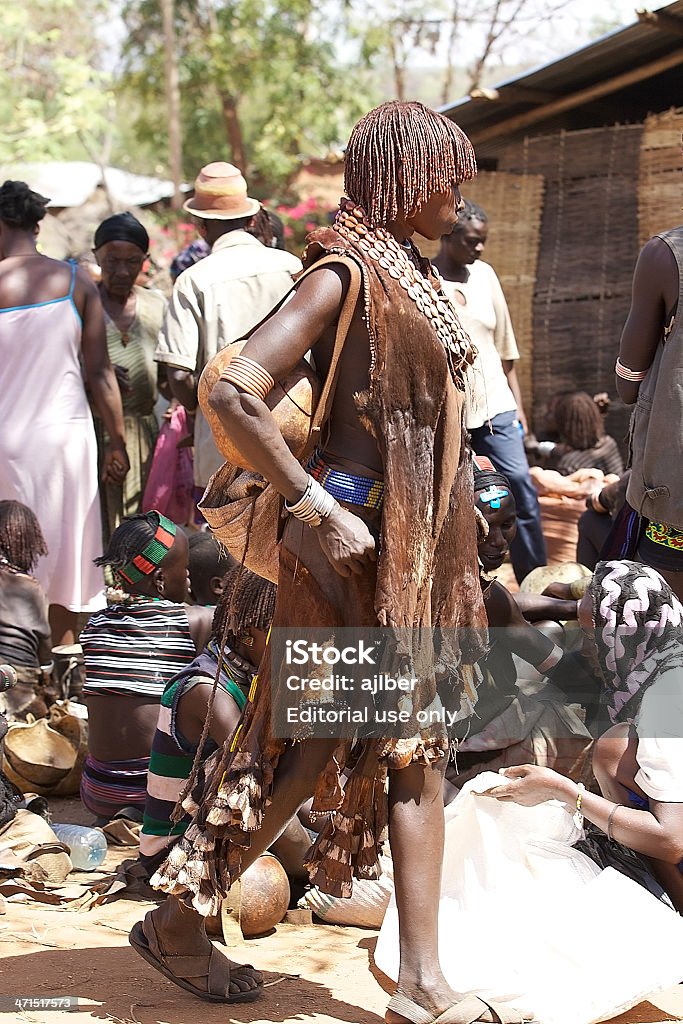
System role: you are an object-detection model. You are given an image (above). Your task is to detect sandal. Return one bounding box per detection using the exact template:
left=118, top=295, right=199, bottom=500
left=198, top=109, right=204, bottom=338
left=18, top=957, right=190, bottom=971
left=386, top=992, right=533, bottom=1024
left=129, top=911, right=263, bottom=1004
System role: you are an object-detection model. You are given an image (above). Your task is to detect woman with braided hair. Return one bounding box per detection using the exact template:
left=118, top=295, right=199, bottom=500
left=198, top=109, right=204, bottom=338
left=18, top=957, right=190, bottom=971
left=0, top=501, right=52, bottom=717
left=131, top=102, right=525, bottom=1024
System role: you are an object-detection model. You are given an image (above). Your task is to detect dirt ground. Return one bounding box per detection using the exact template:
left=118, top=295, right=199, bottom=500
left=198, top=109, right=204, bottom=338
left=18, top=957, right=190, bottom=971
left=1, top=798, right=682, bottom=1024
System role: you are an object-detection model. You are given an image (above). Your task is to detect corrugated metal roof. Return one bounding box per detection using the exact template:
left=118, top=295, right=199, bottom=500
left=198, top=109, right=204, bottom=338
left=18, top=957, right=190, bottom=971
left=0, top=161, right=189, bottom=208
left=442, top=0, right=683, bottom=159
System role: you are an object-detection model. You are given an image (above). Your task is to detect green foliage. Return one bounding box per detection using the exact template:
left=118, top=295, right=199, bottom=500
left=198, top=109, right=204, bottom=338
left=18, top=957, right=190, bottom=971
left=0, top=0, right=115, bottom=163
left=116, top=0, right=376, bottom=192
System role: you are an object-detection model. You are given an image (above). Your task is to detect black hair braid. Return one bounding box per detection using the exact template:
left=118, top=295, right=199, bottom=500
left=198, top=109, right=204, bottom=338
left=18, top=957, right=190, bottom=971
left=0, top=180, right=50, bottom=229
left=93, top=512, right=160, bottom=586
left=0, top=501, right=48, bottom=573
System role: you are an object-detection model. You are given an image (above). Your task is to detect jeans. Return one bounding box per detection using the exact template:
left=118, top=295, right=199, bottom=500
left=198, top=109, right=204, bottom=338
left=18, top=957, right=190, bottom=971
left=469, top=410, right=547, bottom=583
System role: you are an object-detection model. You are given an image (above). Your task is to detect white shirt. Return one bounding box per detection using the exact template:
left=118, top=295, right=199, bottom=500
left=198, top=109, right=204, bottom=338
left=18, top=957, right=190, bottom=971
left=635, top=665, right=683, bottom=803
left=440, top=260, right=519, bottom=430
left=155, top=230, right=302, bottom=486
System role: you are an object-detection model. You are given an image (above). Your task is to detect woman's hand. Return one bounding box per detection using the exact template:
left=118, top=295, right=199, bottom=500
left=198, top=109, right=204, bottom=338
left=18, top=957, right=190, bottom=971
left=113, top=364, right=132, bottom=395
left=102, top=441, right=130, bottom=485
left=315, top=505, right=377, bottom=577
left=482, top=764, right=574, bottom=806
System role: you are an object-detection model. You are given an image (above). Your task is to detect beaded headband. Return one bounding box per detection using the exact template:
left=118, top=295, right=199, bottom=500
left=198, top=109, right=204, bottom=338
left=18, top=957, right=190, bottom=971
left=118, top=512, right=177, bottom=585
left=478, top=485, right=510, bottom=509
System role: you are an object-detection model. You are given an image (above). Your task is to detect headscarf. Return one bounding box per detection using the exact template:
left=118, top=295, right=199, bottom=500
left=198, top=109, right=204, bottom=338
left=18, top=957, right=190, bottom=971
left=590, top=560, right=683, bottom=723
left=473, top=455, right=512, bottom=510
left=94, top=212, right=149, bottom=253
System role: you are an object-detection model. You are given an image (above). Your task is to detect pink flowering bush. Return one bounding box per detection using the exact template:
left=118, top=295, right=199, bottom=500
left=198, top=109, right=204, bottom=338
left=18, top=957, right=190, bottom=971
left=273, top=195, right=332, bottom=253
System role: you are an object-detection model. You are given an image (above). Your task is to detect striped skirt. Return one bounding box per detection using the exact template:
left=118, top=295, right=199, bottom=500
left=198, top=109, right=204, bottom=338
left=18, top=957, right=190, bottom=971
left=80, top=754, right=150, bottom=821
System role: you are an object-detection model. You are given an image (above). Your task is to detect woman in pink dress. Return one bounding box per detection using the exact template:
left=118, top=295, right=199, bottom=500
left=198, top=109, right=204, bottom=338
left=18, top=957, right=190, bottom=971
left=0, top=180, right=128, bottom=645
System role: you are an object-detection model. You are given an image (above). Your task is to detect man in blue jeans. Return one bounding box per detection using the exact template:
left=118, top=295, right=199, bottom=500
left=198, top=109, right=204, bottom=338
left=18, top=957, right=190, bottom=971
left=435, top=198, right=546, bottom=581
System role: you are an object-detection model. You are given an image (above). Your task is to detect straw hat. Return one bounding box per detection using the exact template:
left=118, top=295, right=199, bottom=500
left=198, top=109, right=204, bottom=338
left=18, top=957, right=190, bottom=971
left=183, top=161, right=261, bottom=220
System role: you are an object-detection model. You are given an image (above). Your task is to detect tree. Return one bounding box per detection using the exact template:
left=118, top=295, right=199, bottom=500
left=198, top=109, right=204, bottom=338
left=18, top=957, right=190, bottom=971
left=355, top=0, right=579, bottom=106
left=0, top=0, right=115, bottom=167
left=118, top=0, right=375, bottom=192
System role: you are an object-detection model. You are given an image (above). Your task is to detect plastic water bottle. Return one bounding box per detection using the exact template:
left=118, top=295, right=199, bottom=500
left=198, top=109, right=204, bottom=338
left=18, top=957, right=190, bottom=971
left=51, top=823, right=107, bottom=870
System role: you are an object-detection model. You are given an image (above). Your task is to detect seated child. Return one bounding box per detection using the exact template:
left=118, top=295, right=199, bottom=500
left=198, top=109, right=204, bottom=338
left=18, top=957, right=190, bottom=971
left=188, top=532, right=231, bottom=606
left=80, top=512, right=213, bottom=822
left=0, top=501, right=53, bottom=719
left=140, top=558, right=311, bottom=884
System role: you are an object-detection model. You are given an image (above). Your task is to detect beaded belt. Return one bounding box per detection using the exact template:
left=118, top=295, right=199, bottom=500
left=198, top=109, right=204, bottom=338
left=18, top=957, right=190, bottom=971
left=308, top=451, right=385, bottom=510
left=645, top=520, right=683, bottom=552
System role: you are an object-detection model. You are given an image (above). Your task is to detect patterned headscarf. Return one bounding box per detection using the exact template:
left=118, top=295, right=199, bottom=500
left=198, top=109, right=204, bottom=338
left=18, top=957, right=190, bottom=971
left=590, top=560, right=683, bottom=723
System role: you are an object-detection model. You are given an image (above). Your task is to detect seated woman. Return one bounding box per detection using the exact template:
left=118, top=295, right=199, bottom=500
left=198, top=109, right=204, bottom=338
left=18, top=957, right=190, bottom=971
left=80, top=512, right=213, bottom=822
left=527, top=392, right=624, bottom=566
left=445, top=460, right=592, bottom=795
left=534, top=390, right=624, bottom=478
left=376, top=560, right=683, bottom=1024
left=140, top=557, right=311, bottom=885
left=0, top=501, right=53, bottom=719
left=489, top=559, right=683, bottom=911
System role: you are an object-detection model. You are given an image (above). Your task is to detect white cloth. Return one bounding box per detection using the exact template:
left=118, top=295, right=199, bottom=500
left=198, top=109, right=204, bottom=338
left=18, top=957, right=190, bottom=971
left=375, top=771, right=683, bottom=1024
left=155, top=231, right=302, bottom=486
left=441, top=260, right=519, bottom=430
left=0, top=291, right=105, bottom=611
left=635, top=667, right=683, bottom=802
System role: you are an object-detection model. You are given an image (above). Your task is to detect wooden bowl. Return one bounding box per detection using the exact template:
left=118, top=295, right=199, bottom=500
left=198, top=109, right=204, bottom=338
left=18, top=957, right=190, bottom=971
left=198, top=342, right=321, bottom=473
left=240, top=853, right=290, bottom=937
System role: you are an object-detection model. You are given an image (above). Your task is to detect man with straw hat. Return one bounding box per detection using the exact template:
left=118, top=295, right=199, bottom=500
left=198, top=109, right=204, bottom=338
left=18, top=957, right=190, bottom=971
left=155, top=162, right=301, bottom=491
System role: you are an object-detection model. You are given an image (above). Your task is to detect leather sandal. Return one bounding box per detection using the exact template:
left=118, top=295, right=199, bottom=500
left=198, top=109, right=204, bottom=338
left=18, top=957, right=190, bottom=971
left=386, top=992, right=534, bottom=1024
left=129, top=911, right=262, bottom=1003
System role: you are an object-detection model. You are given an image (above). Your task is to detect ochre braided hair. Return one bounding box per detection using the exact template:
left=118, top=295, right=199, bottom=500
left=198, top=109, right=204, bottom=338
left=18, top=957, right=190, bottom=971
left=174, top=559, right=276, bottom=818
left=211, top=560, right=277, bottom=648
left=0, top=500, right=48, bottom=573
left=344, top=101, right=477, bottom=227
left=553, top=390, right=604, bottom=450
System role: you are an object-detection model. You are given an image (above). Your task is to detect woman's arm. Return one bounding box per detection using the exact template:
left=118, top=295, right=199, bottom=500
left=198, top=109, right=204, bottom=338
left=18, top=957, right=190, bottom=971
left=617, top=237, right=675, bottom=405
left=486, top=764, right=683, bottom=864
left=208, top=265, right=376, bottom=577
left=184, top=604, right=213, bottom=654
left=78, top=270, right=129, bottom=484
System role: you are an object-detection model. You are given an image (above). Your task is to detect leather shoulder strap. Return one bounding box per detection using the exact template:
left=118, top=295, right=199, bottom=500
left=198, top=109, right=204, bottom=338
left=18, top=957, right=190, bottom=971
left=303, top=254, right=362, bottom=451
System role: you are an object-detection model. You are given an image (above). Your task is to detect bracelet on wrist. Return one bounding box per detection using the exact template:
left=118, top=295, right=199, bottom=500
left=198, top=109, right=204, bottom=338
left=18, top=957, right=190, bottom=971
left=606, top=802, right=622, bottom=842
left=573, top=781, right=585, bottom=829
left=285, top=475, right=338, bottom=527
left=536, top=643, right=563, bottom=675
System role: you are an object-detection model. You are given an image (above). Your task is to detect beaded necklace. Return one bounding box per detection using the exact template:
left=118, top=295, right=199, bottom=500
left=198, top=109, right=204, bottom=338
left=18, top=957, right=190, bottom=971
left=335, top=198, right=475, bottom=383
left=207, top=638, right=253, bottom=689
left=0, top=556, right=30, bottom=576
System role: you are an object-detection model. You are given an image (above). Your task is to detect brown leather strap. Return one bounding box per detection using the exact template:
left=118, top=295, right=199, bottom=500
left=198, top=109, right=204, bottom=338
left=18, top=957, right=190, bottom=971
left=301, top=254, right=362, bottom=455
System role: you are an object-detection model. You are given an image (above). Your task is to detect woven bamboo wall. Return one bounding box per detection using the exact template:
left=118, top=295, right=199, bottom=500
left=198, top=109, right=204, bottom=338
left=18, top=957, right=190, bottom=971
left=638, top=107, right=683, bottom=246
left=415, top=170, right=544, bottom=408
left=500, top=124, right=644, bottom=446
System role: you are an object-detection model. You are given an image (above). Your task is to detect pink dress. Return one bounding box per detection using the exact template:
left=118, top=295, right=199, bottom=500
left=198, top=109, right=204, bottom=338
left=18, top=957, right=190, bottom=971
left=0, top=263, right=105, bottom=611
